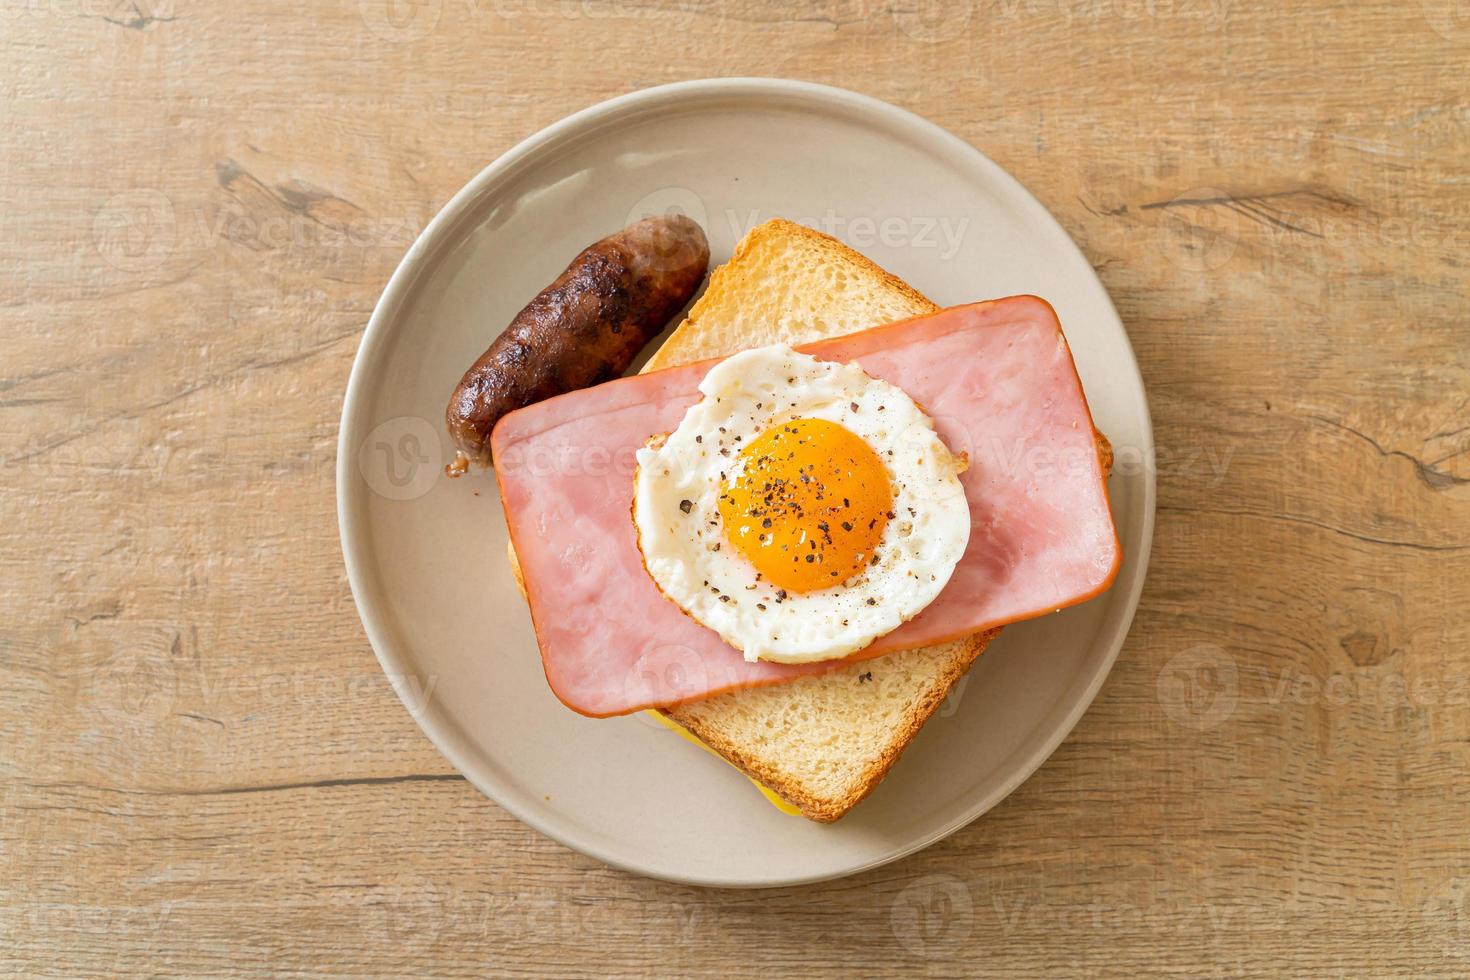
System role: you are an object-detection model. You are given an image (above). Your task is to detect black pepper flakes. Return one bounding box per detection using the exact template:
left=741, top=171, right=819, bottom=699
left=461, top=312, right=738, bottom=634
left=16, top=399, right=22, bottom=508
left=678, top=499, right=693, bottom=514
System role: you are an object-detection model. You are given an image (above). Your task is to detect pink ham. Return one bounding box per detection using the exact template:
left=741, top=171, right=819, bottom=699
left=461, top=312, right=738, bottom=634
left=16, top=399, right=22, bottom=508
left=492, top=296, right=1121, bottom=717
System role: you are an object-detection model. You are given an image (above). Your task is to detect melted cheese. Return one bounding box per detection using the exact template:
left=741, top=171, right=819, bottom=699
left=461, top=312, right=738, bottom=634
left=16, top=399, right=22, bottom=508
left=644, top=710, right=801, bottom=816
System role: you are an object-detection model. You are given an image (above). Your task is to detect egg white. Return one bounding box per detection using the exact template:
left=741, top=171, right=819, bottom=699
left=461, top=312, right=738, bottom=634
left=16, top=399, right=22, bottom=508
left=632, top=345, right=970, bottom=664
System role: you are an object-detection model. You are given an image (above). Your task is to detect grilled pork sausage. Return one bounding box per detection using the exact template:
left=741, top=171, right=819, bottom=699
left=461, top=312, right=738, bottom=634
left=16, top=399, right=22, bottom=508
left=445, top=214, right=709, bottom=469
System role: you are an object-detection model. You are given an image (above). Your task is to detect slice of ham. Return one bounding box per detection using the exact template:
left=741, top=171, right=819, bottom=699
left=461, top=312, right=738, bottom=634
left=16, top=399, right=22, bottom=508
left=492, top=296, right=1121, bottom=717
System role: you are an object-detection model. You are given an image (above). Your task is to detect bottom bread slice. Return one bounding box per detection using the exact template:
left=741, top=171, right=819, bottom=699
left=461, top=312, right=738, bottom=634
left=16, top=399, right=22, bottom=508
left=663, top=630, right=999, bottom=822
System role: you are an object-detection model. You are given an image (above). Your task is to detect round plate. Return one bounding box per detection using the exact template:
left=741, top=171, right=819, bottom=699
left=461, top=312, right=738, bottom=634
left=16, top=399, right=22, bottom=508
left=338, top=78, right=1154, bottom=888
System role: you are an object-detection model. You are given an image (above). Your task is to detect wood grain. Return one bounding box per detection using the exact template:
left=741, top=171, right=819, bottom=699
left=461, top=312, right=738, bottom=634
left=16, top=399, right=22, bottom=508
left=2, top=0, right=1468, bottom=975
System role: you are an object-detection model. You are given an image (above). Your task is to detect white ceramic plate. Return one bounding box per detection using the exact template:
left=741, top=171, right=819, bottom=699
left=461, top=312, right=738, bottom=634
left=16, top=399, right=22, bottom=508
left=338, top=78, right=1154, bottom=888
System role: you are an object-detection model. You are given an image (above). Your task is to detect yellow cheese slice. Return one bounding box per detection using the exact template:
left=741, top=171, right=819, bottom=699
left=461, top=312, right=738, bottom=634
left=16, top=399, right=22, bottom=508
left=644, top=710, right=801, bottom=816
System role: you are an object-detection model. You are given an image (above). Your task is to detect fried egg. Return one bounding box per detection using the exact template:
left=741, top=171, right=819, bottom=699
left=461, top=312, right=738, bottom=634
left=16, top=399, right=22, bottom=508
left=632, top=345, right=970, bottom=664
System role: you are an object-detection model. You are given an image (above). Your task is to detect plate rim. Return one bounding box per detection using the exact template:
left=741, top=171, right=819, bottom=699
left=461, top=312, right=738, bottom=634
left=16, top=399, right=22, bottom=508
left=337, top=76, right=1156, bottom=888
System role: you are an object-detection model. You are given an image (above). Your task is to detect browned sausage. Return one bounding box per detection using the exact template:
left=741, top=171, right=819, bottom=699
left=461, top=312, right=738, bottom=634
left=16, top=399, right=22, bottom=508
left=445, top=214, right=709, bottom=469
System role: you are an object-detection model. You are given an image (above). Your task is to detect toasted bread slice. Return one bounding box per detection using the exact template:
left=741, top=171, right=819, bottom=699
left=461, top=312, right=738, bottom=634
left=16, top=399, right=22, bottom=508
left=651, top=220, right=997, bottom=822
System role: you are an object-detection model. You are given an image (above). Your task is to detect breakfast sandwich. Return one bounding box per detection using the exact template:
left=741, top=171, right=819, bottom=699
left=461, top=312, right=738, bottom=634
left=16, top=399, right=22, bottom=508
left=459, top=218, right=1118, bottom=822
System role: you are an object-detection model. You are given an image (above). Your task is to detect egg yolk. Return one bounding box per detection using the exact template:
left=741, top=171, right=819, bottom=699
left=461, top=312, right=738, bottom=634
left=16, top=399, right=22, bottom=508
left=717, top=418, right=892, bottom=593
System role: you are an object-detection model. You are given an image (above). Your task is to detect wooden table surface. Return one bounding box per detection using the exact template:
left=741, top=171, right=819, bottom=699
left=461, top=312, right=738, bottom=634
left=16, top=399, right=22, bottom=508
left=4, top=1, right=1468, bottom=975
